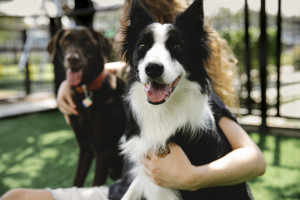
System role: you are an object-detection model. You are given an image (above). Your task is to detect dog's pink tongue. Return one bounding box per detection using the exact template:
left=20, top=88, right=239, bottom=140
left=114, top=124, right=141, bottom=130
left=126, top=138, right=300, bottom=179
left=146, top=82, right=168, bottom=103
left=66, top=69, right=82, bottom=86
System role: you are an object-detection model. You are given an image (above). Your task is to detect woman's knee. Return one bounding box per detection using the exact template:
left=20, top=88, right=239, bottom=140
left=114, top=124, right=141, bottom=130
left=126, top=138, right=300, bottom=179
left=1, top=188, right=28, bottom=200
left=1, top=188, right=52, bottom=200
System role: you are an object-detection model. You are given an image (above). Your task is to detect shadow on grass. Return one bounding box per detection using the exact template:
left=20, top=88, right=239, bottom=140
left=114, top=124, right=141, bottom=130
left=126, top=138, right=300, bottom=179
left=265, top=183, right=300, bottom=199
left=0, top=110, right=80, bottom=195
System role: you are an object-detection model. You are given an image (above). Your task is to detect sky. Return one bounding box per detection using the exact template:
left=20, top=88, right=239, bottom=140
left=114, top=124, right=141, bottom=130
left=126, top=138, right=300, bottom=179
left=0, top=0, right=299, bottom=17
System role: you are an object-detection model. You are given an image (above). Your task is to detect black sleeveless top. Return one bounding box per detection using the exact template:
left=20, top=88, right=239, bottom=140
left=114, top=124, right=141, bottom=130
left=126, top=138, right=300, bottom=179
left=108, top=91, right=242, bottom=200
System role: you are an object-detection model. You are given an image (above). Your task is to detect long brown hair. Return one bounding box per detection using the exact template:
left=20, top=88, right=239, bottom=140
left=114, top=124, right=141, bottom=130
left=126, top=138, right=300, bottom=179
left=119, top=0, right=188, bottom=25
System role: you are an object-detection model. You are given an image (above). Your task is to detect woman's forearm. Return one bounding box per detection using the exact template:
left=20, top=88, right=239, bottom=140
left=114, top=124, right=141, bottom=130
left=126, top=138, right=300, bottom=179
left=187, top=117, right=266, bottom=190
left=189, top=146, right=266, bottom=190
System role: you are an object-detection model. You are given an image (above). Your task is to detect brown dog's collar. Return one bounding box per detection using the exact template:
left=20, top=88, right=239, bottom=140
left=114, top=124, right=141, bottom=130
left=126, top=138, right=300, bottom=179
left=75, top=70, right=107, bottom=93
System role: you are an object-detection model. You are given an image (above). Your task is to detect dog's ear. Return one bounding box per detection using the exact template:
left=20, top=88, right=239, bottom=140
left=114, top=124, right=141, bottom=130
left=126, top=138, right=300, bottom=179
left=121, top=0, right=154, bottom=63
left=174, top=0, right=209, bottom=56
left=175, top=0, right=205, bottom=33
left=175, top=0, right=211, bottom=94
left=94, top=31, right=112, bottom=60
left=128, top=0, right=153, bottom=31
left=47, top=29, right=65, bottom=60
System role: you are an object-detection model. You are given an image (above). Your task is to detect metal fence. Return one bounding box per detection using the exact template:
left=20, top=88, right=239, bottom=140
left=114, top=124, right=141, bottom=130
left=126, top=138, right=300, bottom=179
left=0, top=27, right=56, bottom=118
left=0, top=5, right=121, bottom=119
left=241, top=0, right=300, bottom=122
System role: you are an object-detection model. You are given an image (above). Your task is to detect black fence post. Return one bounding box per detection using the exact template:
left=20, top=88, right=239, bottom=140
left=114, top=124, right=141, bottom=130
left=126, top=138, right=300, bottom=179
left=49, top=17, right=62, bottom=37
left=49, top=17, right=63, bottom=95
left=244, top=0, right=252, bottom=114
left=22, top=30, right=31, bottom=95
left=25, top=62, right=30, bottom=95
left=259, top=0, right=267, bottom=129
left=73, top=0, right=95, bottom=28
left=276, top=0, right=282, bottom=116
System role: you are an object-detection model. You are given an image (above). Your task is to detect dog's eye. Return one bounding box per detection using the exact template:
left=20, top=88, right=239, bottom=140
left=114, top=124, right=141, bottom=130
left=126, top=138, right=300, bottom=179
left=138, top=43, right=146, bottom=50
left=173, top=44, right=183, bottom=51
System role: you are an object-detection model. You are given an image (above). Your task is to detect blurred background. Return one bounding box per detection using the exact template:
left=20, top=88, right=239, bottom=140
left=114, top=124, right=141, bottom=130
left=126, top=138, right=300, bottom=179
left=0, top=0, right=299, bottom=199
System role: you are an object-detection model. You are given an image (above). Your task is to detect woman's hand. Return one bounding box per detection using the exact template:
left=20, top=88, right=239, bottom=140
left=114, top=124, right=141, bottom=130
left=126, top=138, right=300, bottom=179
left=57, top=80, right=78, bottom=124
left=141, top=142, right=198, bottom=191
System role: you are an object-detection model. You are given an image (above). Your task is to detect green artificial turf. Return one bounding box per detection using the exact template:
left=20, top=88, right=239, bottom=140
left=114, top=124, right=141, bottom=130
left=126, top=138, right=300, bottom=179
left=0, top=110, right=300, bottom=199
left=0, top=110, right=81, bottom=195
left=249, top=132, right=300, bottom=200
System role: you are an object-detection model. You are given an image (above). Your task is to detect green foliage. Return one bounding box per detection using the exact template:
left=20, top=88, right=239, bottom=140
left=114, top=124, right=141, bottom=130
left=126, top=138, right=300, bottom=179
left=293, top=46, right=300, bottom=69
left=221, top=28, right=278, bottom=74
left=0, top=30, right=13, bottom=43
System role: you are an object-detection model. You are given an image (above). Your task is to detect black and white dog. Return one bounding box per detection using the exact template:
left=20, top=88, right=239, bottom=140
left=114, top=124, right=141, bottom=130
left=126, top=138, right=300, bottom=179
left=120, top=0, right=253, bottom=199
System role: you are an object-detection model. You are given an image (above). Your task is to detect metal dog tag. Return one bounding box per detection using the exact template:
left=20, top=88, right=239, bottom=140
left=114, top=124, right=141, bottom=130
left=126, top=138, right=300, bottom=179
left=82, top=97, right=93, bottom=108
left=81, top=84, right=93, bottom=108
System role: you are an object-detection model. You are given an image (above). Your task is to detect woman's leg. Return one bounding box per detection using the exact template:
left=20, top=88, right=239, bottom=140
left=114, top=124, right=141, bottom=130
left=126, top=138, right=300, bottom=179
left=48, top=186, right=109, bottom=200
left=1, top=186, right=109, bottom=200
left=1, top=188, right=53, bottom=200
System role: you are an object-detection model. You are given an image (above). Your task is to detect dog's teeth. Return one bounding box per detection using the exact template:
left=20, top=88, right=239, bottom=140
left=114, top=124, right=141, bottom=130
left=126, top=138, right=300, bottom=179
left=144, top=83, right=149, bottom=92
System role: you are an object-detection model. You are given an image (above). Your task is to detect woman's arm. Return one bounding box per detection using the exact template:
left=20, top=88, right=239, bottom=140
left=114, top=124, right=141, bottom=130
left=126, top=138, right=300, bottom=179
left=141, top=117, right=266, bottom=191
left=56, top=80, right=78, bottom=124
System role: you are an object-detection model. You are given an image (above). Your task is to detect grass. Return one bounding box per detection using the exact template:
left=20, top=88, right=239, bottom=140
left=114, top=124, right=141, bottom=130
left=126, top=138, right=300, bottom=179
left=0, top=110, right=300, bottom=199
left=249, top=133, right=300, bottom=200
left=0, top=111, right=78, bottom=194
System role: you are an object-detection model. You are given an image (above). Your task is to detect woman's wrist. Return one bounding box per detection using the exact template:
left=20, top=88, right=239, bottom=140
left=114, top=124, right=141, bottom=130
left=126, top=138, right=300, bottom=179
left=186, top=162, right=228, bottom=191
left=184, top=164, right=208, bottom=191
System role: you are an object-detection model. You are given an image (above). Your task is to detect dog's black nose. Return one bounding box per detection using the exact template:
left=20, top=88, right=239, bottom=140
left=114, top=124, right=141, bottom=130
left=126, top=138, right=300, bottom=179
left=145, top=62, right=164, bottom=78
left=66, top=53, right=79, bottom=64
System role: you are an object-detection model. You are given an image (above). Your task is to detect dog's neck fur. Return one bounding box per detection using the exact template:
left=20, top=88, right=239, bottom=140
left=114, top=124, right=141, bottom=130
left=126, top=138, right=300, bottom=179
left=126, top=78, right=214, bottom=151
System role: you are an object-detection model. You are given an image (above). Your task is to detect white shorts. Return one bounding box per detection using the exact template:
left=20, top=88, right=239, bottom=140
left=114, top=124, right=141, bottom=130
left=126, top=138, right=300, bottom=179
left=47, top=186, right=109, bottom=200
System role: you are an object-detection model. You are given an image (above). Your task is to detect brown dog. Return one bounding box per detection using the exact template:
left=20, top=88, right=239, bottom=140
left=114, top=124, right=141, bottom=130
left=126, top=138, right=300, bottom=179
left=47, top=27, right=126, bottom=187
